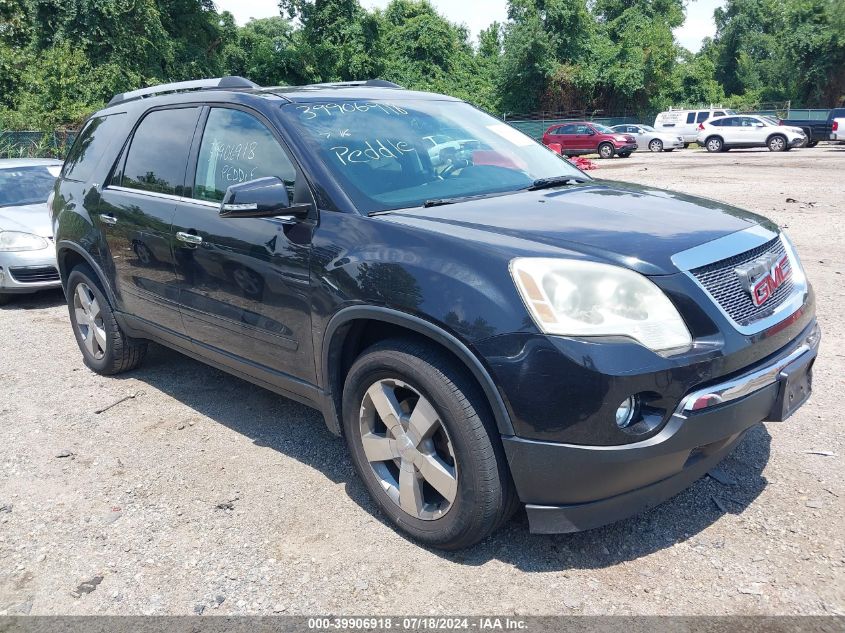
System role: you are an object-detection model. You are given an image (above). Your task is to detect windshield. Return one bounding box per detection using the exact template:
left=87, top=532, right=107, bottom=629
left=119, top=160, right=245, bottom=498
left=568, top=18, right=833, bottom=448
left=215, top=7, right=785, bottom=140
left=281, top=100, right=586, bottom=212
left=0, top=165, right=59, bottom=208
left=760, top=116, right=779, bottom=126
left=639, top=125, right=655, bottom=131
left=592, top=123, right=615, bottom=133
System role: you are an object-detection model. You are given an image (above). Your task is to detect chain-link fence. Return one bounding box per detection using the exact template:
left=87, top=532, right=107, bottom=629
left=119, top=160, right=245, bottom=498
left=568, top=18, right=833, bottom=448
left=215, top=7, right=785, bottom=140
left=0, top=130, right=77, bottom=159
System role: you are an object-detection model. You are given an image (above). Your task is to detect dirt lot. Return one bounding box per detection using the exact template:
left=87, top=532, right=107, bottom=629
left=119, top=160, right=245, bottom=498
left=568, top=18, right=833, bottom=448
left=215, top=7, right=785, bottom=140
left=1, top=145, right=843, bottom=617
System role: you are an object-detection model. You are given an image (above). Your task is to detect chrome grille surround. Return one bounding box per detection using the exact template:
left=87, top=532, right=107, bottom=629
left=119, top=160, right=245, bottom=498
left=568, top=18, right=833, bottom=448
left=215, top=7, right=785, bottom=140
left=690, top=237, right=793, bottom=326
left=671, top=226, right=808, bottom=335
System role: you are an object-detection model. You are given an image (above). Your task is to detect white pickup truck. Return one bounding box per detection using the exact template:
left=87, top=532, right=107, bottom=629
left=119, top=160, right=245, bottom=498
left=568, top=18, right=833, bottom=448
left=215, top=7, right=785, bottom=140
left=831, top=118, right=845, bottom=141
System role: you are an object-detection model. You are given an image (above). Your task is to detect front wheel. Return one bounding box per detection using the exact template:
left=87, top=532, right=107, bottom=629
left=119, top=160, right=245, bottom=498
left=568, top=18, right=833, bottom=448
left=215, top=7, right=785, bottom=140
left=648, top=139, right=663, bottom=152
left=598, top=143, right=615, bottom=159
left=768, top=135, right=787, bottom=152
left=342, top=340, right=517, bottom=550
left=0, top=293, right=12, bottom=306
left=807, top=141, right=818, bottom=148
left=67, top=264, right=147, bottom=375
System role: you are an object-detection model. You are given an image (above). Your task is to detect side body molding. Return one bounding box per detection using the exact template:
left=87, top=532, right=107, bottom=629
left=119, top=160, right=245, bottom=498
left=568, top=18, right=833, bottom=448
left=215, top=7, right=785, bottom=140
left=320, top=306, right=516, bottom=437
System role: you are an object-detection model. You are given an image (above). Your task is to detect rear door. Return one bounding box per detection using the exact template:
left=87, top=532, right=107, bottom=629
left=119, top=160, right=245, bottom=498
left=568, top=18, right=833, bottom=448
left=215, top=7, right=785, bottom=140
left=171, top=105, right=316, bottom=385
left=98, top=106, right=201, bottom=335
left=551, top=124, right=578, bottom=153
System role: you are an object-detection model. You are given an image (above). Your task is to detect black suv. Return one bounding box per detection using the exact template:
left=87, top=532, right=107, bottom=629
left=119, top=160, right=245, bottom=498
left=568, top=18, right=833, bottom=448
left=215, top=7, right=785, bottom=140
left=52, top=77, right=820, bottom=549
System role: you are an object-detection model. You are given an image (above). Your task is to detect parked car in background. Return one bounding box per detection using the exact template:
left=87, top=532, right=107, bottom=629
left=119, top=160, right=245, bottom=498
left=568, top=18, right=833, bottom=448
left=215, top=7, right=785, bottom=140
left=830, top=117, right=845, bottom=141
left=542, top=122, right=637, bottom=158
left=611, top=124, right=684, bottom=152
left=654, top=108, right=735, bottom=146
left=778, top=108, right=845, bottom=147
left=0, top=158, right=63, bottom=305
left=697, top=115, right=806, bottom=152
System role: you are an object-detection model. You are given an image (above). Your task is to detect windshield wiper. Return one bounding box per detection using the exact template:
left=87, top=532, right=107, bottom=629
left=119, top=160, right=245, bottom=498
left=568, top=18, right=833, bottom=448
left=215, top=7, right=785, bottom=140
left=526, top=176, right=587, bottom=191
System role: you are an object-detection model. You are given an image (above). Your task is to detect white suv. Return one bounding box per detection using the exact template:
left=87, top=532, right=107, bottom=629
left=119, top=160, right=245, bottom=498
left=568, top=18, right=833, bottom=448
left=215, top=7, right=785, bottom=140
left=697, top=115, right=807, bottom=152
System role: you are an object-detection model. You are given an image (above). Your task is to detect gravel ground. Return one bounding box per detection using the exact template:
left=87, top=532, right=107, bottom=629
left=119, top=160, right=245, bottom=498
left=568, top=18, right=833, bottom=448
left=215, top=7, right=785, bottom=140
left=1, top=145, right=843, bottom=617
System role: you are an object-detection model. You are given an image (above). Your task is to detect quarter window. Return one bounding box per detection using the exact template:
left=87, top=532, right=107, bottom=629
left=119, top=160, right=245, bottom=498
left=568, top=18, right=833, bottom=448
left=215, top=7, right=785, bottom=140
left=686, top=113, right=696, bottom=124
left=119, top=108, right=200, bottom=196
left=193, top=108, right=296, bottom=203
left=63, top=114, right=126, bottom=183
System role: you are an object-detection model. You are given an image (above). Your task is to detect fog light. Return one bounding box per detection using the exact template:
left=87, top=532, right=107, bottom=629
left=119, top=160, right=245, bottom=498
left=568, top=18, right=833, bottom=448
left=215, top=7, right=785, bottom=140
left=615, top=396, right=638, bottom=428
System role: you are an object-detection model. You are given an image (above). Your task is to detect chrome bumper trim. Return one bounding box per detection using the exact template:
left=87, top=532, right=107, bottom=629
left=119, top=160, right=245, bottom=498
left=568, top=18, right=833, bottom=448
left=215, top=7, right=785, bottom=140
left=676, top=322, right=820, bottom=417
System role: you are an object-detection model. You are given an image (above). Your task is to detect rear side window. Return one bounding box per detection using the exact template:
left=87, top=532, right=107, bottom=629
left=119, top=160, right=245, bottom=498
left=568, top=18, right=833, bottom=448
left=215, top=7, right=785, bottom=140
left=62, top=114, right=126, bottom=183
left=686, top=113, right=696, bottom=124
left=118, top=107, right=201, bottom=196
left=193, top=108, right=297, bottom=203
left=557, top=124, right=576, bottom=135
left=696, top=112, right=710, bottom=123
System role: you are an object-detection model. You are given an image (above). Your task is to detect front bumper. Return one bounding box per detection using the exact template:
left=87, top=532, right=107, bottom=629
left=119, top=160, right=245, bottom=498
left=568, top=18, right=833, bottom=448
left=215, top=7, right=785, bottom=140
left=502, top=320, right=820, bottom=534
left=616, top=143, right=638, bottom=153
left=790, top=136, right=807, bottom=148
left=0, top=247, right=61, bottom=294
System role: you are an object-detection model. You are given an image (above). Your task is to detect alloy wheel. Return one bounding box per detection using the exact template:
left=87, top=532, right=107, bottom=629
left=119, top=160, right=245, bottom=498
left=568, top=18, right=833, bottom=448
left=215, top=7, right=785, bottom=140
left=73, top=283, right=107, bottom=360
left=358, top=378, right=458, bottom=520
left=769, top=136, right=786, bottom=151
left=649, top=139, right=663, bottom=152
left=599, top=144, right=613, bottom=159
left=707, top=138, right=722, bottom=152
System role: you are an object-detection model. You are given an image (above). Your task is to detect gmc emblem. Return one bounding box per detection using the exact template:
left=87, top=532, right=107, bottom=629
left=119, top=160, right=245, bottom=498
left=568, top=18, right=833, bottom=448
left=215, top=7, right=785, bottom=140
left=734, top=252, right=792, bottom=307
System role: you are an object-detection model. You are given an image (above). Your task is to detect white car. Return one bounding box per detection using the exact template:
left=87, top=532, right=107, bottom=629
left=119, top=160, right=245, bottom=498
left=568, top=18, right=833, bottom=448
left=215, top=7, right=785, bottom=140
left=611, top=124, right=684, bottom=152
left=654, top=107, right=736, bottom=145
left=697, top=115, right=807, bottom=152
left=831, top=118, right=845, bottom=141
left=0, top=158, right=63, bottom=305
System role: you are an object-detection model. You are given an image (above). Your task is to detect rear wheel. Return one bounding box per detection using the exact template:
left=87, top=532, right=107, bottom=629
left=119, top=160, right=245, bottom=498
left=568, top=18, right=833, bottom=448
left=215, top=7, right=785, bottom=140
left=705, top=136, right=723, bottom=152
left=342, top=339, right=517, bottom=550
left=768, top=135, right=787, bottom=152
left=598, top=143, right=614, bottom=159
left=648, top=139, right=663, bottom=152
left=67, top=264, right=147, bottom=375
left=683, top=143, right=690, bottom=149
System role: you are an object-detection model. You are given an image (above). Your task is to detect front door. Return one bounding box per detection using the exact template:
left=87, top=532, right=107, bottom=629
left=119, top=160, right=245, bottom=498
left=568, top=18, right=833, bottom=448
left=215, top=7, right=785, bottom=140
left=98, top=106, right=202, bottom=335
left=171, top=106, right=316, bottom=386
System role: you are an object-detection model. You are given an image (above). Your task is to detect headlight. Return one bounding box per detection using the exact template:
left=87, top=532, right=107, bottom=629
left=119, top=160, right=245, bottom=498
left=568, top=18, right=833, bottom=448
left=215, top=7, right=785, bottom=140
left=0, top=230, right=49, bottom=252
left=614, top=135, right=628, bottom=142
left=510, top=258, right=692, bottom=352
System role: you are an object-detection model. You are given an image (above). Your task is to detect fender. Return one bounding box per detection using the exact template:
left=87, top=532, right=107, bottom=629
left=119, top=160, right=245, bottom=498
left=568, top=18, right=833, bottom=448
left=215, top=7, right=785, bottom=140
left=320, top=305, right=516, bottom=437
left=56, top=240, right=117, bottom=306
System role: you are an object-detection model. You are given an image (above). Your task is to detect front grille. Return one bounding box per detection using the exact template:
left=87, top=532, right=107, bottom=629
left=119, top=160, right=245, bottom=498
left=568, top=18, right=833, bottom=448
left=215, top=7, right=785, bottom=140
left=691, top=237, right=795, bottom=326
left=9, top=265, right=60, bottom=283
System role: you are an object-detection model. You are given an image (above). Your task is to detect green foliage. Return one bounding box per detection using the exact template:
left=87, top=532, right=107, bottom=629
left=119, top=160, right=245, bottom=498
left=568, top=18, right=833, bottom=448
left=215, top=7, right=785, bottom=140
left=0, top=0, right=841, bottom=144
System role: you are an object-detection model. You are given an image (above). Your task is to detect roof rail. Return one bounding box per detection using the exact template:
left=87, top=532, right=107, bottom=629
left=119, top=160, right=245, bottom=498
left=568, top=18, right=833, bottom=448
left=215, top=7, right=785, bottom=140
left=107, top=76, right=260, bottom=107
left=304, top=79, right=404, bottom=89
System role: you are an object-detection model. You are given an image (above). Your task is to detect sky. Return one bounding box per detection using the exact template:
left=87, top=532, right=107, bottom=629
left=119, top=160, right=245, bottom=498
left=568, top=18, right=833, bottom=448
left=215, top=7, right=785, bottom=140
left=215, top=0, right=724, bottom=53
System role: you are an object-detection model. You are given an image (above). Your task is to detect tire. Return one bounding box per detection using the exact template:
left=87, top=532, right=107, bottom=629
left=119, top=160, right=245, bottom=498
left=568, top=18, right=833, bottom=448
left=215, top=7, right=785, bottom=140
left=807, top=141, right=818, bottom=148
left=683, top=143, right=690, bottom=149
left=665, top=148, right=675, bottom=152
left=619, top=152, right=632, bottom=158
left=342, top=339, right=517, bottom=550
left=705, top=136, right=723, bottom=152
left=768, top=135, right=787, bottom=152
left=648, top=139, right=663, bottom=152
left=66, top=264, right=147, bottom=375
left=0, top=293, right=11, bottom=306
left=598, top=143, right=615, bottom=159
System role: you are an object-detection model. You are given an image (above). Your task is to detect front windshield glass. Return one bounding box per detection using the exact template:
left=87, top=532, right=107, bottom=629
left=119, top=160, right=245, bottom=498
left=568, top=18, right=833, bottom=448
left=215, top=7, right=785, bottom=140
left=639, top=125, right=655, bottom=131
left=592, top=123, right=614, bottom=133
left=281, top=99, right=586, bottom=213
left=0, top=165, right=59, bottom=208
left=760, top=116, right=779, bottom=126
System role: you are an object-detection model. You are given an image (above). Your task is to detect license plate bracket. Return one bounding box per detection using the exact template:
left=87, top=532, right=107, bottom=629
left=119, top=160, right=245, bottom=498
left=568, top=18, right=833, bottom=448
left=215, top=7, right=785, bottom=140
left=767, top=352, right=815, bottom=422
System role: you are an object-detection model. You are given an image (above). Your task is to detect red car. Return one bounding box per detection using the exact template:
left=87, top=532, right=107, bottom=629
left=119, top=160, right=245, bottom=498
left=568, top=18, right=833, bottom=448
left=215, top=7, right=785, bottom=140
left=543, top=121, right=637, bottom=159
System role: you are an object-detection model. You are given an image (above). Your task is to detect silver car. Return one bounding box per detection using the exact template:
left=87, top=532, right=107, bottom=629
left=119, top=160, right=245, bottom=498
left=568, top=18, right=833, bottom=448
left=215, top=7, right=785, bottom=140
left=0, top=158, right=63, bottom=305
left=611, top=124, right=684, bottom=152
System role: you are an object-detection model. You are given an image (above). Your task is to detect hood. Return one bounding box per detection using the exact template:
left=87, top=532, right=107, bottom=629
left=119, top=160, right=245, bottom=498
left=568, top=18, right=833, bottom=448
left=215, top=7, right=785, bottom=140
left=380, top=181, right=774, bottom=275
left=0, top=203, right=53, bottom=238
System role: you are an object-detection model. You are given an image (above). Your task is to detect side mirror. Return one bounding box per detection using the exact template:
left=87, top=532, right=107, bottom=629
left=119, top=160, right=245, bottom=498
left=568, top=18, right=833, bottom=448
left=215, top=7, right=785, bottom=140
left=219, top=177, right=310, bottom=221
left=586, top=129, right=596, bottom=136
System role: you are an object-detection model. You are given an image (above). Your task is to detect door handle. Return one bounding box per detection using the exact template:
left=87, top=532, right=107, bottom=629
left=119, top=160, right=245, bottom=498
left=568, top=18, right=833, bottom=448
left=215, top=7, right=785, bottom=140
left=99, top=214, right=118, bottom=225
left=176, top=231, right=203, bottom=245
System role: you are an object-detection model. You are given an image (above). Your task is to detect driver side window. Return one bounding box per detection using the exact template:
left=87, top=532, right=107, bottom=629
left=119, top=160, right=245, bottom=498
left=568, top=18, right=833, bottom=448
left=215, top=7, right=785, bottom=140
left=193, top=108, right=296, bottom=203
